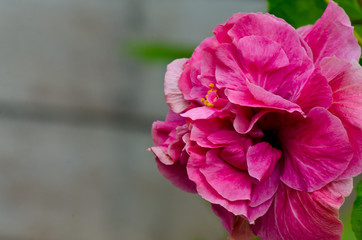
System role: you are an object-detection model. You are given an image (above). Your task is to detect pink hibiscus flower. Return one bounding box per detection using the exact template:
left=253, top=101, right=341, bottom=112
left=149, top=1, right=362, bottom=239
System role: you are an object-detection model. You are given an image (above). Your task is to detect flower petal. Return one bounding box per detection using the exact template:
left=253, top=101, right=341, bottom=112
left=302, top=1, right=361, bottom=65
left=200, top=150, right=252, bottom=201
left=249, top=164, right=280, bottom=207
left=246, top=142, right=282, bottom=182
left=252, top=181, right=350, bottom=240
left=296, top=70, right=333, bottom=113
left=164, top=58, right=190, bottom=113
left=321, top=57, right=362, bottom=179
left=280, top=107, right=353, bottom=192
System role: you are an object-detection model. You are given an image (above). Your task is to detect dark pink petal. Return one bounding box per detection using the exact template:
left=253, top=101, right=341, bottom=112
left=187, top=162, right=248, bottom=215
left=280, top=107, right=353, bottom=192
left=215, top=43, right=248, bottom=90
left=296, top=70, right=333, bottom=113
left=247, top=197, right=273, bottom=223
left=226, top=83, right=303, bottom=114
left=302, top=1, right=361, bottom=65
left=151, top=120, right=182, bottom=146
left=246, top=142, right=282, bottom=182
left=249, top=164, right=280, bottom=207
left=156, top=158, right=197, bottom=193
left=190, top=118, right=233, bottom=148
left=164, top=58, right=190, bottom=113
left=200, top=150, right=252, bottom=201
left=233, top=107, right=265, bottom=137
left=207, top=130, right=244, bottom=145
left=211, top=204, right=234, bottom=232
left=220, top=142, right=250, bottom=170
left=252, top=181, right=350, bottom=240
left=321, top=57, right=362, bottom=179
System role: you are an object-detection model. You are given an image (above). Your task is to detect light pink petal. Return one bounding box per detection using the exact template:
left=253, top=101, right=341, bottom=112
left=149, top=146, right=173, bottom=165
left=181, top=107, right=218, bottom=120
left=200, top=150, right=252, bottom=201
left=252, top=181, right=349, bottom=240
left=164, top=58, right=190, bottom=113
left=321, top=57, right=362, bottom=179
left=156, top=158, right=196, bottom=193
left=302, top=1, right=361, bottom=65
left=246, top=142, right=282, bottom=182
left=236, top=35, right=289, bottom=73
left=296, top=70, right=333, bottom=113
left=249, top=164, right=280, bottom=207
left=280, top=107, right=353, bottom=192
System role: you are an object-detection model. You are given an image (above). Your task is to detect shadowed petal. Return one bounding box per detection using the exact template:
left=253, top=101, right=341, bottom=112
left=280, top=107, right=353, bottom=192
left=156, top=158, right=196, bottom=193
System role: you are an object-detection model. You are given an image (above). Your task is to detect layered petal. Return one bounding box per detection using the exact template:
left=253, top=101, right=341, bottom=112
left=321, top=57, right=362, bottom=179
left=301, top=1, right=361, bottom=65
left=280, top=107, right=353, bottom=192
left=200, top=149, right=252, bottom=201
left=252, top=180, right=352, bottom=240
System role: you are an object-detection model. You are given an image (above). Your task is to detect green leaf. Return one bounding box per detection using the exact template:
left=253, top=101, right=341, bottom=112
left=123, top=40, right=194, bottom=63
left=267, top=0, right=327, bottom=28
left=359, top=57, right=362, bottom=66
left=333, top=0, right=362, bottom=22
left=351, top=179, right=362, bottom=240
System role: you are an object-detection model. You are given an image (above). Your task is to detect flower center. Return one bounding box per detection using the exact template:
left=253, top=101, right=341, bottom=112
left=261, top=129, right=282, bottom=150
left=200, top=83, right=218, bottom=107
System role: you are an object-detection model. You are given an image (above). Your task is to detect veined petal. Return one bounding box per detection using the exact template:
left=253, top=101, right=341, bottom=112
left=252, top=181, right=350, bottom=240
left=321, top=57, right=362, bottom=179
left=280, top=107, right=353, bottom=192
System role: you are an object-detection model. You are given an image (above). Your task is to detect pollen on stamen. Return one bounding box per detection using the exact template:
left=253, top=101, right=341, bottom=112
left=208, top=83, right=215, bottom=88
left=200, top=98, right=205, bottom=103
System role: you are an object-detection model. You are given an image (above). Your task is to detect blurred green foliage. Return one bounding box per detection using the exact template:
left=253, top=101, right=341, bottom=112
left=124, top=40, right=194, bottom=63
left=351, top=180, right=362, bottom=240
left=268, top=0, right=327, bottom=28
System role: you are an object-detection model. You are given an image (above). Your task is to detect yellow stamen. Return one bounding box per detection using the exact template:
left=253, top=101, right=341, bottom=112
left=208, top=83, right=215, bottom=88
left=200, top=98, right=205, bottom=103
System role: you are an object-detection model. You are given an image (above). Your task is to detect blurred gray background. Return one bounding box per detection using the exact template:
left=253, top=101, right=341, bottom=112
left=0, top=0, right=356, bottom=240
